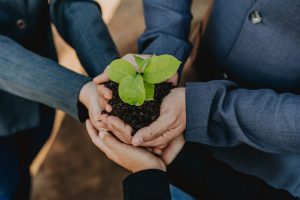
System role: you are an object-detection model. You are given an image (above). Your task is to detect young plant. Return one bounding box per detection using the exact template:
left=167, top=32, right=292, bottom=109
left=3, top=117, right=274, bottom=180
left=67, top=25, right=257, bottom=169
left=106, top=54, right=181, bottom=106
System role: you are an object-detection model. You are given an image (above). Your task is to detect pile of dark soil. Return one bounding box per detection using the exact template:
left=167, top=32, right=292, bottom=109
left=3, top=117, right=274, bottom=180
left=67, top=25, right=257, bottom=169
left=103, top=81, right=173, bottom=135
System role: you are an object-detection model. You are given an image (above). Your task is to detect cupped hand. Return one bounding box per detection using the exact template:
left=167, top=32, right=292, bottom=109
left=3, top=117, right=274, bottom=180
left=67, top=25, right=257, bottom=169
left=147, top=135, right=185, bottom=165
left=93, top=73, right=113, bottom=113
left=93, top=72, right=133, bottom=144
left=93, top=53, right=180, bottom=143
left=86, top=119, right=166, bottom=173
left=132, top=87, right=186, bottom=147
left=160, top=135, right=185, bottom=165
left=79, top=81, right=107, bottom=130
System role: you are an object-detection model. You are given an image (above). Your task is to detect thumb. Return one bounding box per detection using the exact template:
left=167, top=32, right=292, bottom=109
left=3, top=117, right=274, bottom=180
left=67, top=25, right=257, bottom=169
left=99, top=131, right=131, bottom=156
left=93, top=73, right=109, bottom=84
left=132, top=113, right=172, bottom=146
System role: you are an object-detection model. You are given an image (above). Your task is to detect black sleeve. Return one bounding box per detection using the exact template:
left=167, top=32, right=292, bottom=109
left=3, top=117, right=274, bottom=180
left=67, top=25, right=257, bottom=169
left=167, top=142, right=298, bottom=200
left=167, top=142, right=212, bottom=198
left=123, top=169, right=171, bottom=200
left=77, top=101, right=89, bottom=122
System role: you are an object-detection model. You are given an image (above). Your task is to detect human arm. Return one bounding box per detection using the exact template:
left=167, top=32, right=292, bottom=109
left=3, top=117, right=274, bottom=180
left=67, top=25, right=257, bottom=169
left=165, top=139, right=297, bottom=200
left=138, top=0, right=193, bottom=75
left=86, top=118, right=297, bottom=200
left=50, top=0, right=119, bottom=77
left=132, top=78, right=300, bottom=154
left=0, top=35, right=101, bottom=126
left=123, top=170, right=171, bottom=200
left=85, top=120, right=171, bottom=200
left=183, top=80, right=300, bottom=154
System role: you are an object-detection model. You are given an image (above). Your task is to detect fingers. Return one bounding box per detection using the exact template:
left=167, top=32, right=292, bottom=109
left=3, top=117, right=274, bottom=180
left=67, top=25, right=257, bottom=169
left=106, top=116, right=133, bottom=144
left=152, top=148, right=163, bottom=155
left=100, top=130, right=129, bottom=153
left=98, top=129, right=165, bottom=173
left=86, top=120, right=118, bottom=162
left=96, top=84, right=112, bottom=113
left=122, top=53, right=136, bottom=66
left=86, top=119, right=98, bottom=141
left=167, top=73, right=179, bottom=86
left=94, top=120, right=108, bottom=130
left=98, top=96, right=112, bottom=112
left=138, top=126, right=182, bottom=147
left=132, top=113, right=175, bottom=146
left=161, top=135, right=185, bottom=165
left=90, top=108, right=107, bottom=130
left=97, top=85, right=112, bottom=100
left=86, top=120, right=111, bottom=153
left=99, top=114, right=109, bottom=123
left=98, top=97, right=107, bottom=110
left=93, top=73, right=109, bottom=84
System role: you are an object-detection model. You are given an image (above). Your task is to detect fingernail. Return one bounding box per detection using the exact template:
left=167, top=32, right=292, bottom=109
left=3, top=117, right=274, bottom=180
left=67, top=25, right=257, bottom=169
left=133, top=137, right=143, bottom=146
left=99, top=128, right=108, bottom=132
left=99, top=130, right=107, bottom=139
left=100, top=114, right=107, bottom=122
left=104, top=93, right=111, bottom=99
left=106, top=105, right=112, bottom=112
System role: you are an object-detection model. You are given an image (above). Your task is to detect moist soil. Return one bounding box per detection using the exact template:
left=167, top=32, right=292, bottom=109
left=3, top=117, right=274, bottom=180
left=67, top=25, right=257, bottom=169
left=103, top=81, right=173, bottom=135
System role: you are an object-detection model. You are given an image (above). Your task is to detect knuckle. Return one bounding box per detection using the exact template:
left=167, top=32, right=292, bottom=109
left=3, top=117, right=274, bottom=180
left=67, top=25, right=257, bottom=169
left=155, top=139, right=164, bottom=147
left=97, top=85, right=104, bottom=91
left=150, top=132, right=158, bottom=140
left=101, top=134, right=110, bottom=143
left=123, top=138, right=132, bottom=145
left=170, top=115, right=177, bottom=123
left=125, top=125, right=133, bottom=134
left=178, top=125, right=185, bottom=133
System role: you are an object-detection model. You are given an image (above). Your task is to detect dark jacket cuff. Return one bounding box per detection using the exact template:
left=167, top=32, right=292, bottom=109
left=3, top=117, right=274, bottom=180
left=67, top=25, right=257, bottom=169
left=76, top=78, right=92, bottom=122
left=184, top=81, right=236, bottom=144
left=77, top=101, right=89, bottom=122
left=123, top=169, right=171, bottom=200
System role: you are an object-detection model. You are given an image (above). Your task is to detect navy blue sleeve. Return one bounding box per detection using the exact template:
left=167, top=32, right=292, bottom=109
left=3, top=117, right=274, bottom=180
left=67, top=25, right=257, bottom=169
left=138, top=0, right=193, bottom=75
left=50, top=0, right=120, bottom=77
left=185, top=80, right=300, bottom=154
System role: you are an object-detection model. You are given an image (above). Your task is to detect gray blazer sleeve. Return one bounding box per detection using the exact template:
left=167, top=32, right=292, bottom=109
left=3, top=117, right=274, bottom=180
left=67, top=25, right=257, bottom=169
left=50, top=0, right=120, bottom=77
left=0, top=35, right=90, bottom=120
left=185, top=80, right=300, bottom=154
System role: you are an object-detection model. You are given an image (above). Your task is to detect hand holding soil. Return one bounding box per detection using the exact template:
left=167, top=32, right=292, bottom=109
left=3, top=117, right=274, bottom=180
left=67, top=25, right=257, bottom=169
left=86, top=119, right=185, bottom=173
left=93, top=54, right=184, bottom=147
left=79, top=81, right=107, bottom=131
left=86, top=119, right=166, bottom=173
left=132, top=87, right=186, bottom=147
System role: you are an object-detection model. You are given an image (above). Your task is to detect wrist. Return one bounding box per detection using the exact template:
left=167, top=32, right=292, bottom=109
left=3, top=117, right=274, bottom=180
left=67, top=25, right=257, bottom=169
left=132, top=162, right=166, bottom=173
left=166, top=141, right=185, bottom=166
left=79, top=81, right=95, bottom=108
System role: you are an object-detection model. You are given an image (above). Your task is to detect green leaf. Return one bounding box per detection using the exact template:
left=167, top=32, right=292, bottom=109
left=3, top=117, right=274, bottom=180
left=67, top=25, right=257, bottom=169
left=119, top=74, right=145, bottom=106
left=144, top=82, right=155, bottom=101
left=141, top=57, right=151, bottom=71
left=134, top=55, right=144, bottom=68
left=134, top=55, right=151, bottom=73
left=143, top=55, right=181, bottom=84
left=106, top=59, right=136, bottom=83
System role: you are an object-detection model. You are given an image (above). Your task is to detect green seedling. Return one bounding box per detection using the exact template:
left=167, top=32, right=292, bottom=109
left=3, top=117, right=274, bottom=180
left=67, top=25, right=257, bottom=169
left=106, top=54, right=181, bottom=106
